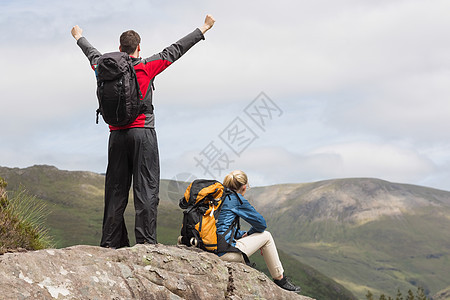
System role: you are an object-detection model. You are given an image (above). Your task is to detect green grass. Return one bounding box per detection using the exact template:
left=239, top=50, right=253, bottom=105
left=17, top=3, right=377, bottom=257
left=0, top=179, right=54, bottom=253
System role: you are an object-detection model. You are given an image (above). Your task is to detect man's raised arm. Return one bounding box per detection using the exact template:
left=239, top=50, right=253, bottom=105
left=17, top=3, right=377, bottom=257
left=71, top=25, right=102, bottom=67
left=141, top=14, right=216, bottom=76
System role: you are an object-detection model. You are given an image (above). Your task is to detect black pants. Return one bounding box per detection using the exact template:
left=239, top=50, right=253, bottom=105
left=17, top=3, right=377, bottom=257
left=100, top=128, right=160, bottom=248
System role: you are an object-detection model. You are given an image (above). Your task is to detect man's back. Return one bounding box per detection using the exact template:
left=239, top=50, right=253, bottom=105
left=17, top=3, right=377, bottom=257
left=75, top=28, right=205, bottom=130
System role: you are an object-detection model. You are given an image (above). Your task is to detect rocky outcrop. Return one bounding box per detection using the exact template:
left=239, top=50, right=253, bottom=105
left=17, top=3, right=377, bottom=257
left=0, top=244, right=313, bottom=300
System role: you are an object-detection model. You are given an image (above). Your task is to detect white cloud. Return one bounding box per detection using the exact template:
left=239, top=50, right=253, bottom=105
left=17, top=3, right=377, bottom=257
left=310, top=142, right=435, bottom=182
left=323, top=70, right=450, bottom=144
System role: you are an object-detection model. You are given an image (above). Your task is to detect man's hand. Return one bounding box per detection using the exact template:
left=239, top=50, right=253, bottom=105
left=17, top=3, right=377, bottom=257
left=71, top=25, right=83, bottom=41
left=199, top=14, right=215, bottom=34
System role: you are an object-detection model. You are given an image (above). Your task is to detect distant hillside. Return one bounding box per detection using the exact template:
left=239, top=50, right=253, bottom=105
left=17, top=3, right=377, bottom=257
left=247, top=178, right=450, bottom=298
left=0, top=165, right=356, bottom=300
left=249, top=178, right=450, bottom=224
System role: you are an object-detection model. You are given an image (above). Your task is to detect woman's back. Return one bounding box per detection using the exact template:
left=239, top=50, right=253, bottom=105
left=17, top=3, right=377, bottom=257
left=216, top=190, right=266, bottom=246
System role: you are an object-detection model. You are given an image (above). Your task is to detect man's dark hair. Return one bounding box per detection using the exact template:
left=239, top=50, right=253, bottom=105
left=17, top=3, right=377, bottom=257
left=120, top=30, right=141, bottom=55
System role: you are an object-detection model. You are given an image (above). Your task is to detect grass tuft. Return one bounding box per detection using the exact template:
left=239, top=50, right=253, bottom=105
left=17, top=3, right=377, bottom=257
left=0, top=179, right=54, bottom=254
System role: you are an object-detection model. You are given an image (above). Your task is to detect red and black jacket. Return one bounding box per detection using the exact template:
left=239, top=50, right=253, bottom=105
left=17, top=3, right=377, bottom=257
left=77, top=28, right=205, bottom=131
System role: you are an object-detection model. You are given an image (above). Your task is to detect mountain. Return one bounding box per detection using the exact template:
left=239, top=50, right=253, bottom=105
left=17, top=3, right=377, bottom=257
left=0, top=165, right=356, bottom=300
left=248, top=178, right=450, bottom=298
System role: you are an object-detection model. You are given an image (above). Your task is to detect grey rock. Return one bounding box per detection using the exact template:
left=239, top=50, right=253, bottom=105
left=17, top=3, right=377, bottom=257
left=0, top=244, right=314, bottom=300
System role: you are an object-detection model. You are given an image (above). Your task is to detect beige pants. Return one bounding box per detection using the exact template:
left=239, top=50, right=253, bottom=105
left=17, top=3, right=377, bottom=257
left=220, top=231, right=284, bottom=279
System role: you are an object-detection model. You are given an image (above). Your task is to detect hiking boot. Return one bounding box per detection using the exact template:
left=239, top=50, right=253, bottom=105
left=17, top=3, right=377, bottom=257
left=274, top=276, right=302, bottom=293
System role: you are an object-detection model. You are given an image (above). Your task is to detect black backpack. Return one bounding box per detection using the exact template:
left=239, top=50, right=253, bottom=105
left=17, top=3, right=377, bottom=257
left=95, top=52, right=142, bottom=126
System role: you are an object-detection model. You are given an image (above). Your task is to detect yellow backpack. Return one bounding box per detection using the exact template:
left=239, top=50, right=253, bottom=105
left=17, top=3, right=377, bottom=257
left=179, top=179, right=241, bottom=254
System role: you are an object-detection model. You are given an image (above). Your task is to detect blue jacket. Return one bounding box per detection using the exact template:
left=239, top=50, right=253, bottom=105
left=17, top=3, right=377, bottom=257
left=216, top=192, right=267, bottom=248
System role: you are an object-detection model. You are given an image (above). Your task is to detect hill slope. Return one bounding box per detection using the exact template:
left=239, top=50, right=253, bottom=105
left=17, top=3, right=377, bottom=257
left=248, top=178, right=450, bottom=298
left=0, top=165, right=356, bottom=300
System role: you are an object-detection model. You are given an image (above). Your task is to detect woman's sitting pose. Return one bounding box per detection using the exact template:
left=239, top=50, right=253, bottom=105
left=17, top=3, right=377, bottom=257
left=216, top=170, right=302, bottom=293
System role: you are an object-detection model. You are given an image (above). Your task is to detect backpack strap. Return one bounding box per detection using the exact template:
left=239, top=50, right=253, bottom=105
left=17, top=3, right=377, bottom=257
left=130, top=59, right=145, bottom=114
left=131, top=58, right=155, bottom=115
left=95, top=82, right=105, bottom=124
left=223, top=215, right=239, bottom=239
left=230, top=189, right=243, bottom=204
left=131, top=65, right=142, bottom=100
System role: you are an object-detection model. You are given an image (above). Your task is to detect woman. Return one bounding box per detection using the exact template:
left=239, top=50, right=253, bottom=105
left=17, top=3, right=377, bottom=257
left=216, top=170, right=301, bottom=293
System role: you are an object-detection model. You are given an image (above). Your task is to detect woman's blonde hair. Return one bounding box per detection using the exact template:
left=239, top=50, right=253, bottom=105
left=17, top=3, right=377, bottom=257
left=223, top=170, right=248, bottom=192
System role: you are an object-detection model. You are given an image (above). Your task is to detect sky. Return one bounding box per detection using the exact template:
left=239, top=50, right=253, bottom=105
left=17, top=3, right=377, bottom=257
left=1, top=0, right=450, bottom=191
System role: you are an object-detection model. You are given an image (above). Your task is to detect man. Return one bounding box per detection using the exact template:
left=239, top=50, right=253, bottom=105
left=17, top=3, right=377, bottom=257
left=71, top=15, right=215, bottom=248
